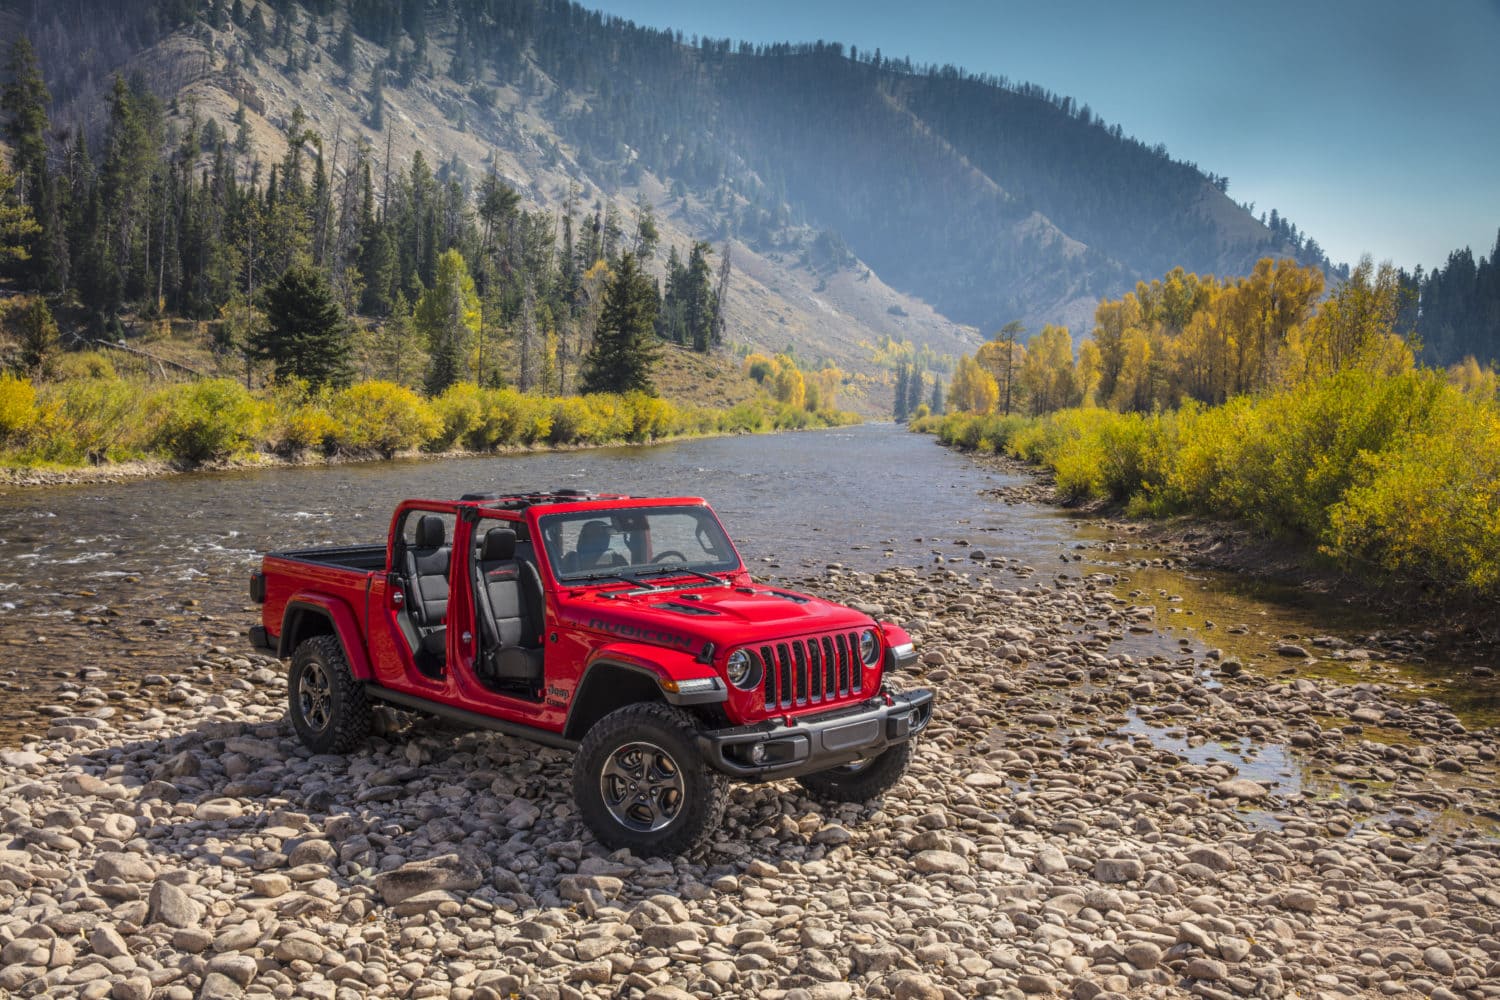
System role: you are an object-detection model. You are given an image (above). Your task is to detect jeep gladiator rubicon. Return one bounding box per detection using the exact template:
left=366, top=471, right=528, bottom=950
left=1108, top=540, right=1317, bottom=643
left=250, top=489, right=933, bottom=855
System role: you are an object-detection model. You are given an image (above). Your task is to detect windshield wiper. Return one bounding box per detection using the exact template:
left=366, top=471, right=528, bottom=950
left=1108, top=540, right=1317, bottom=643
left=628, top=565, right=728, bottom=584
left=572, top=572, right=658, bottom=590
left=674, top=568, right=731, bottom=588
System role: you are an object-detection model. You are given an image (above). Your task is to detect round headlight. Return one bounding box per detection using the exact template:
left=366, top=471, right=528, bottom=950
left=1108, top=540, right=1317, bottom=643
left=859, top=629, right=880, bottom=665
left=726, top=649, right=755, bottom=688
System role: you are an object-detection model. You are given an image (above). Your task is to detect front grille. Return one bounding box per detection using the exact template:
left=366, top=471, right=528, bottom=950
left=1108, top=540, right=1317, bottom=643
left=750, top=630, right=866, bottom=711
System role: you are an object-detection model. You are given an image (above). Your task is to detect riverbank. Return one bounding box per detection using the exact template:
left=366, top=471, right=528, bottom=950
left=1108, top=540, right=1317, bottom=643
left=1, top=562, right=1496, bottom=999
left=962, top=446, right=1500, bottom=665
left=0, top=371, right=861, bottom=492
left=0, top=419, right=862, bottom=492
left=0, top=434, right=717, bottom=491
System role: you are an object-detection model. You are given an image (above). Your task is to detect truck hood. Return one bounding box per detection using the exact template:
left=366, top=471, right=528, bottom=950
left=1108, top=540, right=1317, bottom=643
left=566, top=582, right=875, bottom=653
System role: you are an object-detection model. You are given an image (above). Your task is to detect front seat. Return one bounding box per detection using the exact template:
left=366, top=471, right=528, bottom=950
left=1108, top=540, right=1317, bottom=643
left=564, top=519, right=627, bottom=574
left=403, top=514, right=450, bottom=666
left=474, top=527, right=545, bottom=686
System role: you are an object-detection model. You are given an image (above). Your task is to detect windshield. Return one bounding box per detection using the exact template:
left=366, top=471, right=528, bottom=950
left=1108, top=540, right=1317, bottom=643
left=540, top=505, right=741, bottom=582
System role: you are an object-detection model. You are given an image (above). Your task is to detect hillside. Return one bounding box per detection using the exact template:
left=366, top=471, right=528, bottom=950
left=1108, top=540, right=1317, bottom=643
left=7, top=0, right=1332, bottom=372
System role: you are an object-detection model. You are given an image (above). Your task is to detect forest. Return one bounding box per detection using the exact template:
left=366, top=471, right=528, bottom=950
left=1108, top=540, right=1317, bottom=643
left=920, top=258, right=1500, bottom=601
left=4, top=0, right=1335, bottom=335
left=0, top=23, right=861, bottom=469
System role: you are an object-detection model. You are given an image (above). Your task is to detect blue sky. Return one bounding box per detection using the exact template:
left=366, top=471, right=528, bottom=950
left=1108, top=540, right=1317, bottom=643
left=585, top=0, right=1500, bottom=273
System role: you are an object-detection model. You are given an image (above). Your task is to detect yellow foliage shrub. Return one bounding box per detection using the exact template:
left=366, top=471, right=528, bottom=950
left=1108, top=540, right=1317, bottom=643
left=0, top=373, right=39, bottom=445
left=332, top=382, right=440, bottom=457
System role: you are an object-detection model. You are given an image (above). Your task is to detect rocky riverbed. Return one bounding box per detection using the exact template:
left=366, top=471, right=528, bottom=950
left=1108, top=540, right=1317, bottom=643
left=3, top=562, right=1499, bottom=1000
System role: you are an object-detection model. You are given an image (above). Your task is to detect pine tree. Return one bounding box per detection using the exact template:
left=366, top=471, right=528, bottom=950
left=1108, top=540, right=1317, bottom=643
left=335, top=22, right=356, bottom=74
left=710, top=242, right=731, bottom=347
left=367, top=68, right=385, bottom=130
left=0, top=161, right=40, bottom=266
left=10, top=296, right=58, bottom=375
left=929, top=376, right=944, bottom=415
left=254, top=263, right=354, bottom=387
left=892, top=362, right=909, bottom=421
left=582, top=253, right=660, bottom=395
left=685, top=241, right=714, bottom=352
left=906, top=367, right=924, bottom=417
left=2, top=40, right=50, bottom=221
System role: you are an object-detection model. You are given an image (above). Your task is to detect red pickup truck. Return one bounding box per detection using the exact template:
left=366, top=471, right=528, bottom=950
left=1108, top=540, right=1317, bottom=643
left=250, top=489, right=933, bottom=855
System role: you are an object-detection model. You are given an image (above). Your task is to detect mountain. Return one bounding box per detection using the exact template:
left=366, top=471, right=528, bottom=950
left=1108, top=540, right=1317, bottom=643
left=7, top=0, right=1331, bottom=372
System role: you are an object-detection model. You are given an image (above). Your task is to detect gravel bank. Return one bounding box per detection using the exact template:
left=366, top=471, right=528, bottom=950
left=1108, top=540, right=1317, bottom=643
left=2, top=564, right=1498, bottom=1000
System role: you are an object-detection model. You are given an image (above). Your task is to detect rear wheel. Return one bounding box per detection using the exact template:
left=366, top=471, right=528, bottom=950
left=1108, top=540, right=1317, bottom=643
left=573, top=703, right=727, bottom=856
left=288, top=635, right=371, bottom=754
left=796, top=740, right=914, bottom=802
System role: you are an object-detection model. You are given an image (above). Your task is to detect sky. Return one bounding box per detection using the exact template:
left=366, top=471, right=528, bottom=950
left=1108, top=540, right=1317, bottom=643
left=585, top=0, right=1500, bottom=273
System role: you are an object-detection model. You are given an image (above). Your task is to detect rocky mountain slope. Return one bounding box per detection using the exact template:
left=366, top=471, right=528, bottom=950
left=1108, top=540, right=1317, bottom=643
left=10, top=0, right=1330, bottom=371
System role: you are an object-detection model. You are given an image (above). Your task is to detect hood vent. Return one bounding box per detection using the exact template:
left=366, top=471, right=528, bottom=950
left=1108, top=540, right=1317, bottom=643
left=653, top=601, right=722, bottom=617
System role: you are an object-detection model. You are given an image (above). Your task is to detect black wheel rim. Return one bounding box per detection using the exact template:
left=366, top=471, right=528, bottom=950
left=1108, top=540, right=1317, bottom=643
left=600, top=740, right=685, bottom=833
left=298, top=661, right=333, bottom=733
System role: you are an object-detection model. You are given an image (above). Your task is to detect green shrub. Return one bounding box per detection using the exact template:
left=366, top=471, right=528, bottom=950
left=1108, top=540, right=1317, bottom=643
left=151, top=379, right=266, bottom=463
left=38, top=377, right=152, bottom=463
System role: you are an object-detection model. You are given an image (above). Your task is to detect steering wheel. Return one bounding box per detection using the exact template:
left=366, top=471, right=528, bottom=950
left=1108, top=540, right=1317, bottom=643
left=651, top=550, right=689, bottom=563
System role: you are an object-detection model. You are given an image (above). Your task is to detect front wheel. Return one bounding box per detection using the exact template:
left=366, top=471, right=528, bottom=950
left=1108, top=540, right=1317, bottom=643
left=573, top=703, right=727, bottom=856
left=796, top=740, right=915, bottom=802
left=288, top=635, right=371, bottom=754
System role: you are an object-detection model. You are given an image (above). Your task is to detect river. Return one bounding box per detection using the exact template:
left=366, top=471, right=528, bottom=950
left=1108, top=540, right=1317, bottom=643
left=1, top=423, right=1496, bottom=822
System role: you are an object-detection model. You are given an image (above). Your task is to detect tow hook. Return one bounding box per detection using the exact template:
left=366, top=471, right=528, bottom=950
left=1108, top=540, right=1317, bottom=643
left=883, top=688, right=895, bottom=706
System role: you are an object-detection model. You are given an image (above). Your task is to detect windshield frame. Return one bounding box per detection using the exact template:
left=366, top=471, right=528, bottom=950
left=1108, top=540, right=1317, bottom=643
left=538, top=503, right=744, bottom=585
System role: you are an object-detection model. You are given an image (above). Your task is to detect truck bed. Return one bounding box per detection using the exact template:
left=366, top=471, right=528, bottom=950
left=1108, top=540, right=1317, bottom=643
left=273, top=544, right=388, bottom=572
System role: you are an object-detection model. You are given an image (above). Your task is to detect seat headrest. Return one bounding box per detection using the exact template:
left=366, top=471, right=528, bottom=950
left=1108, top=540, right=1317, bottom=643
left=577, top=520, right=611, bottom=557
left=482, top=527, right=516, bottom=562
left=415, top=514, right=446, bottom=549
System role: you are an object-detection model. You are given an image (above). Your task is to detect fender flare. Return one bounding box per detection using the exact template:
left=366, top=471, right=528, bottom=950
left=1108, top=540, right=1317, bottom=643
left=563, top=642, right=726, bottom=740
left=278, top=596, right=375, bottom=681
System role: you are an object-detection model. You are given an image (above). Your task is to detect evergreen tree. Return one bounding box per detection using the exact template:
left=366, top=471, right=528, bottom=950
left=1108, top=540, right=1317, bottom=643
left=929, top=376, right=944, bottom=415
left=710, top=242, right=731, bottom=347
left=892, top=362, right=909, bottom=421
left=254, top=263, right=353, bottom=387
left=9, top=296, right=58, bottom=375
left=685, top=241, right=715, bottom=351
left=2, top=40, right=50, bottom=225
left=906, top=367, right=924, bottom=417
left=582, top=253, right=660, bottom=395
left=335, top=22, right=356, bottom=74
left=0, top=161, right=40, bottom=266
left=367, top=67, right=385, bottom=130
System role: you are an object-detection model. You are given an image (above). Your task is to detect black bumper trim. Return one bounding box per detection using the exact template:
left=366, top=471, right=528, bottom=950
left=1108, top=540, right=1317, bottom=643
left=696, top=687, right=935, bottom=780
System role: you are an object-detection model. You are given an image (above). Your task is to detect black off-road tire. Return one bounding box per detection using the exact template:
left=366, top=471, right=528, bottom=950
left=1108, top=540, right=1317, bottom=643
left=796, top=740, right=915, bottom=802
left=573, top=702, right=728, bottom=856
left=288, top=635, right=372, bottom=754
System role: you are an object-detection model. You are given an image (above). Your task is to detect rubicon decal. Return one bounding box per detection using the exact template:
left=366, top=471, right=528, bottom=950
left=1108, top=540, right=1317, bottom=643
left=587, top=617, right=695, bottom=649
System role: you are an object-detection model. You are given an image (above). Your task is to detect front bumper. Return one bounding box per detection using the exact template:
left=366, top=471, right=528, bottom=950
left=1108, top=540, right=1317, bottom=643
left=697, top=687, right=935, bottom=780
